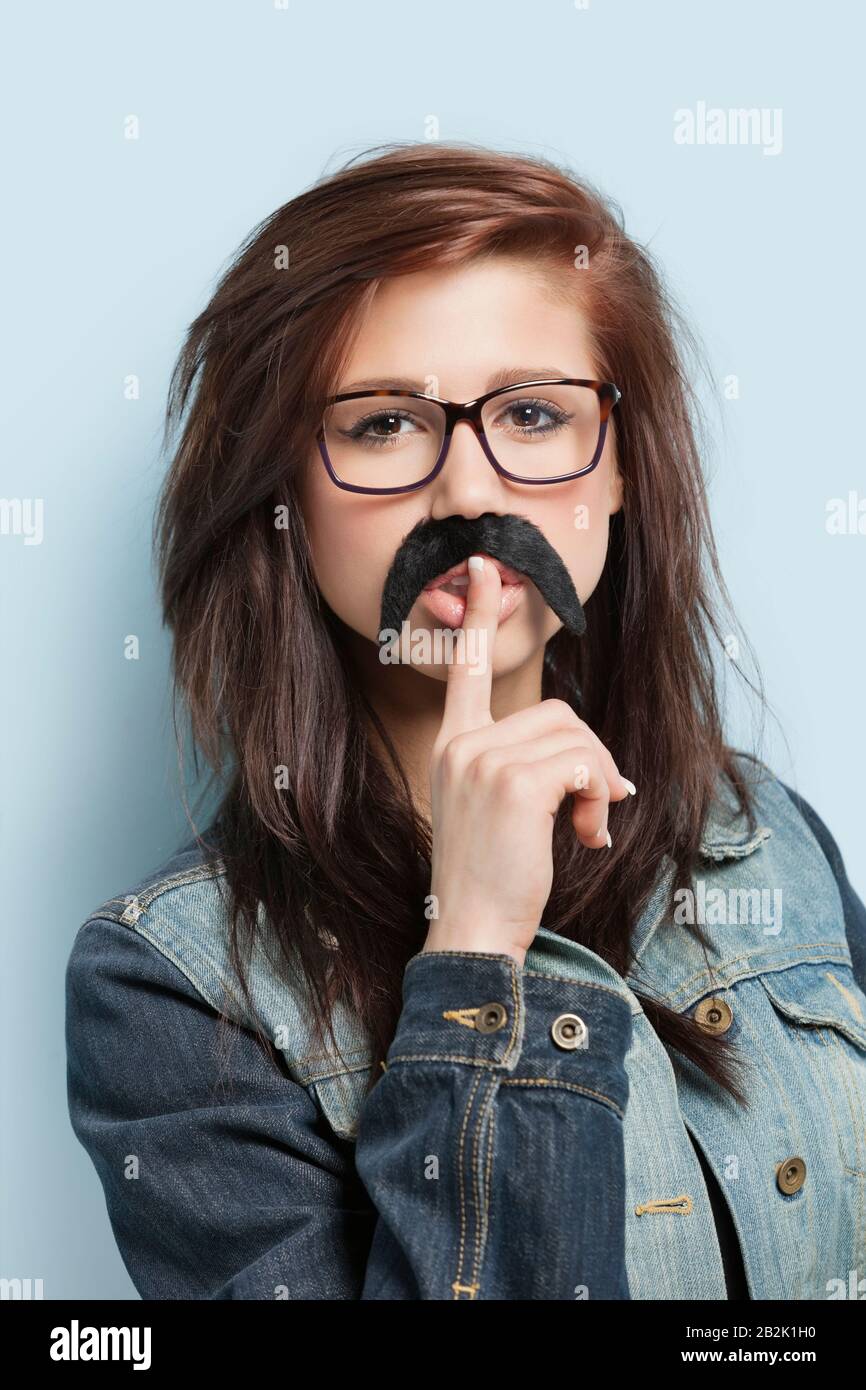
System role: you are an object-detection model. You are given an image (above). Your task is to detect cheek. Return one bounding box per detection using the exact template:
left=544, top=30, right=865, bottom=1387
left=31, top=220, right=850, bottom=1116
left=533, top=470, right=613, bottom=603
left=299, top=456, right=413, bottom=641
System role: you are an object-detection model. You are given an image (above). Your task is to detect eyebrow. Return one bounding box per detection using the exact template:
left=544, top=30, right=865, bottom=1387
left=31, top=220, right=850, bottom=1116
left=338, top=366, right=572, bottom=395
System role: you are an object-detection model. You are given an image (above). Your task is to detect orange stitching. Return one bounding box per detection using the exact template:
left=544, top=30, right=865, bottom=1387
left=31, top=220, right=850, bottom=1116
left=451, top=1280, right=480, bottom=1298
left=483, top=1089, right=496, bottom=1267
left=453, top=1072, right=484, bottom=1299
left=442, top=1007, right=482, bottom=1028
left=668, top=945, right=852, bottom=1006
left=521, top=972, right=634, bottom=1002
left=388, top=1052, right=504, bottom=1066
left=634, top=1194, right=693, bottom=1216
left=500, top=1076, right=625, bottom=1120
left=470, top=1078, right=498, bottom=1293
left=825, top=971, right=865, bottom=1022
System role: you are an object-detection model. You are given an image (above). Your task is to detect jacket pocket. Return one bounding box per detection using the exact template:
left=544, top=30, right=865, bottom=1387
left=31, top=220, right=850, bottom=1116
left=756, top=960, right=866, bottom=1051
left=755, top=960, right=866, bottom=1176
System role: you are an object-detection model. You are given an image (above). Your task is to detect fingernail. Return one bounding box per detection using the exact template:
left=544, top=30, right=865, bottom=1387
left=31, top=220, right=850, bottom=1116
left=606, top=830, right=612, bottom=848
left=621, top=778, right=637, bottom=796
left=468, top=555, right=484, bottom=572
left=596, top=824, right=606, bottom=840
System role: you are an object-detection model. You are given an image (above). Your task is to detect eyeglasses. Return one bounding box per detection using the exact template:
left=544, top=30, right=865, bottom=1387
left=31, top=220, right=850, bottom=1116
left=316, top=378, right=622, bottom=494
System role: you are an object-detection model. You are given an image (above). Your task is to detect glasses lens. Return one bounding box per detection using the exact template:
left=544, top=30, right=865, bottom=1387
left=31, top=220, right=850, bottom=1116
left=322, top=394, right=446, bottom=489
left=480, top=383, right=601, bottom=480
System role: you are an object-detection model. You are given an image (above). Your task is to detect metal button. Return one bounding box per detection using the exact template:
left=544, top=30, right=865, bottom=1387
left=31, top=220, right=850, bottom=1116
left=551, top=1013, right=588, bottom=1050
left=475, top=1002, right=508, bottom=1033
left=776, top=1156, right=807, bottom=1195
left=694, top=996, right=733, bottom=1035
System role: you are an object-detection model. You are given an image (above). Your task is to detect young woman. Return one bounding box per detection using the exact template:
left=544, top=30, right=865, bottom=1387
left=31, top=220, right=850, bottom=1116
left=65, top=142, right=866, bottom=1301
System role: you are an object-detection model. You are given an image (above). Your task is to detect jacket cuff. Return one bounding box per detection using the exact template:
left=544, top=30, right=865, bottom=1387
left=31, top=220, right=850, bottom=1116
left=389, top=949, right=631, bottom=1116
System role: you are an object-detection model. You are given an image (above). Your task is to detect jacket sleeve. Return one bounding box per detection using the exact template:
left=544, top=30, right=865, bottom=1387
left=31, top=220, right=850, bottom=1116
left=65, top=917, right=632, bottom=1301
left=780, top=781, right=866, bottom=996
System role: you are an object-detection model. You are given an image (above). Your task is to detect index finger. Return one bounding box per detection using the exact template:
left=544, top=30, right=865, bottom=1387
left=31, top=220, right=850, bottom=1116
left=438, top=555, right=502, bottom=740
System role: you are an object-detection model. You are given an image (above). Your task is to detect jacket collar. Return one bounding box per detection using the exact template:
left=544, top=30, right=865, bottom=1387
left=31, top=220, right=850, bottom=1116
left=696, top=774, right=773, bottom=862
left=626, top=774, right=774, bottom=968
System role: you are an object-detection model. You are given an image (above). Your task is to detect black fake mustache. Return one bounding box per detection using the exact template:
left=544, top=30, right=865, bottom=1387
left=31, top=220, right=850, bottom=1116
left=378, top=513, right=586, bottom=648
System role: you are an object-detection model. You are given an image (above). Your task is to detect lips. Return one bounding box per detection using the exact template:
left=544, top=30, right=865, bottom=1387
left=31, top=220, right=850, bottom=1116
left=419, top=575, right=527, bottom=628
left=423, top=553, right=525, bottom=592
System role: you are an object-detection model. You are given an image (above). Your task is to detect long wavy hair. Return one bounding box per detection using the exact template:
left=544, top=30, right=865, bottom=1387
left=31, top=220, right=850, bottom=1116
left=155, top=141, right=767, bottom=1105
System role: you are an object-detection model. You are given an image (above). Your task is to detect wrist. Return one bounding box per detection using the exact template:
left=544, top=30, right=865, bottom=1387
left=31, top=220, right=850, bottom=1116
left=422, top=923, right=527, bottom=968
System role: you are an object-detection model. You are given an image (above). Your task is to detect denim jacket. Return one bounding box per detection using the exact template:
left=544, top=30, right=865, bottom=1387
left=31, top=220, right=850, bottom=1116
left=65, top=756, right=866, bottom=1300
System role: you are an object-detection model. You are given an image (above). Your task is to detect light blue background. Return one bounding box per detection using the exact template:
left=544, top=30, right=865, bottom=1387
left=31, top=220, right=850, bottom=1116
left=2, top=0, right=863, bottom=1299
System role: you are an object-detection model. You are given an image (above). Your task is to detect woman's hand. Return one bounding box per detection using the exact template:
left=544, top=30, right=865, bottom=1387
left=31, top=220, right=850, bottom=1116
left=423, top=555, right=635, bottom=966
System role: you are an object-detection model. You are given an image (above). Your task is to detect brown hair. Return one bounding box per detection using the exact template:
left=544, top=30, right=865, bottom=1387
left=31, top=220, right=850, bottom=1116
left=155, top=140, right=767, bottom=1104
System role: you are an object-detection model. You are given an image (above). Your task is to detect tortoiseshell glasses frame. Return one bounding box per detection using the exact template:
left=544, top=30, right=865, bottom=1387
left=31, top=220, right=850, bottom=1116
left=316, top=378, right=622, bottom=495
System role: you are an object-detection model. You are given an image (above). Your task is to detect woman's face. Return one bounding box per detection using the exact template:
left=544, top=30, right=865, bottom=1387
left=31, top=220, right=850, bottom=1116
left=299, top=255, right=622, bottom=685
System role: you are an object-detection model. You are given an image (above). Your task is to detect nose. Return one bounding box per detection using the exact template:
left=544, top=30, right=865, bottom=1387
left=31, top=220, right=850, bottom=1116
left=427, top=417, right=504, bottom=520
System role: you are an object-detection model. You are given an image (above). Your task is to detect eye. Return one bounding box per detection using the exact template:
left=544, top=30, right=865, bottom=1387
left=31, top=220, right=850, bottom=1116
left=492, top=397, right=572, bottom=437
left=341, top=409, right=427, bottom=449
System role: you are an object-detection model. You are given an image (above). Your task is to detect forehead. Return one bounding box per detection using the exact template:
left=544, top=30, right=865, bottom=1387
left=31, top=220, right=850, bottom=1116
left=338, top=256, right=599, bottom=396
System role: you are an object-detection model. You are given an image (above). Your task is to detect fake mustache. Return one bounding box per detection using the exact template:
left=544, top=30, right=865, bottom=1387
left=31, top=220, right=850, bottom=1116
left=378, top=513, right=586, bottom=650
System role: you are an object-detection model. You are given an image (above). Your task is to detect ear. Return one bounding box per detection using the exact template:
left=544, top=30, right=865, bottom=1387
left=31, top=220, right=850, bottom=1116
left=607, top=456, right=624, bottom=516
